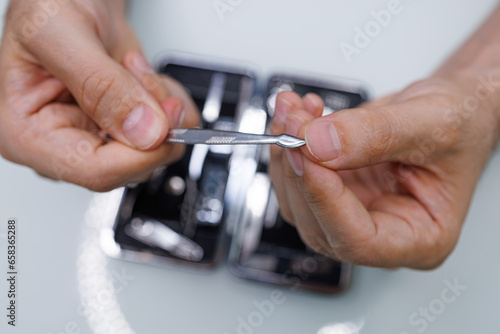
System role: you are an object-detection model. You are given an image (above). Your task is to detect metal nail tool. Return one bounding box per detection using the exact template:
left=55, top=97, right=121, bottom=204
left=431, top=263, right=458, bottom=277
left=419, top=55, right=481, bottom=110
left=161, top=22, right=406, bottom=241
left=166, top=129, right=306, bottom=148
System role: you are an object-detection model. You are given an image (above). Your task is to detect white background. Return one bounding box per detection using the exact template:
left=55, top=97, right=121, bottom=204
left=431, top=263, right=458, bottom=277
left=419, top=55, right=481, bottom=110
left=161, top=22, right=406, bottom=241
left=1, top=0, right=500, bottom=333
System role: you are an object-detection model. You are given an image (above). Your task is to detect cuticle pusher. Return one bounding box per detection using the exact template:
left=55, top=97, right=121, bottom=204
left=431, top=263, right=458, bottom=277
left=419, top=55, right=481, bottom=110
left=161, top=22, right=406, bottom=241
left=166, top=129, right=306, bottom=149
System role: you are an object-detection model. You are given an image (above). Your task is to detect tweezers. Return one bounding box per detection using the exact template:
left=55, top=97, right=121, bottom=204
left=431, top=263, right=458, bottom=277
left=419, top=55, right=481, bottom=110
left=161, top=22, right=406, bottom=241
left=166, top=129, right=306, bottom=148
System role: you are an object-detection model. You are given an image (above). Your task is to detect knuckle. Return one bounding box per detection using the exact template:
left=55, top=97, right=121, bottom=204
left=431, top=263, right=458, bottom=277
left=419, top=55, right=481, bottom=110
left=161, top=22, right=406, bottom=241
left=79, top=71, right=119, bottom=125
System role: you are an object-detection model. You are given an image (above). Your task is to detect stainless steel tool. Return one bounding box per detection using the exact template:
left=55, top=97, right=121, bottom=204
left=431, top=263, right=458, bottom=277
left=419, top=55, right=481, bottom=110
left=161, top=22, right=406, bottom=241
left=166, top=129, right=306, bottom=148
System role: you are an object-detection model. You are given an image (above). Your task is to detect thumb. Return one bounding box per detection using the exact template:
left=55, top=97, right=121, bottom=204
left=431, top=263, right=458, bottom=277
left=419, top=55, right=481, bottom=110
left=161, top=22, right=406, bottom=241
left=27, top=28, right=168, bottom=150
left=302, top=98, right=451, bottom=169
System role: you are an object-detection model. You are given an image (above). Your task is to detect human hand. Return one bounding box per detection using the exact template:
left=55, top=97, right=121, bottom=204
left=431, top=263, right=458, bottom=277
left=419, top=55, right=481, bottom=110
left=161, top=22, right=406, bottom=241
left=269, top=77, right=500, bottom=269
left=0, top=0, right=199, bottom=191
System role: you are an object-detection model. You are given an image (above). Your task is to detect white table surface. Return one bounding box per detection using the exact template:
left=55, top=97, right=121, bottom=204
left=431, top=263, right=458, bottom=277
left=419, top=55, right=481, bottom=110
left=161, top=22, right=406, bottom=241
left=1, top=1, right=500, bottom=333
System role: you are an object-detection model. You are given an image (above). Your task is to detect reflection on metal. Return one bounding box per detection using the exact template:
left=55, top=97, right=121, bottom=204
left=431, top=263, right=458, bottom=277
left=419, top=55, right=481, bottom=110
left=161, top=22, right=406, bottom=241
left=246, top=174, right=271, bottom=217
left=324, top=92, right=351, bottom=112
left=263, top=190, right=279, bottom=229
left=164, top=176, right=186, bottom=196
left=189, top=144, right=210, bottom=181
left=195, top=198, right=223, bottom=225
left=202, top=73, right=227, bottom=123
left=78, top=190, right=135, bottom=334
left=317, top=320, right=365, bottom=334
left=124, top=218, right=204, bottom=262
left=239, top=173, right=271, bottom=259
left=266, top=82, right=294, bottom=117
left=166, top=128, right=305, bottom=148
left=223, top=107, right=267, bottom=236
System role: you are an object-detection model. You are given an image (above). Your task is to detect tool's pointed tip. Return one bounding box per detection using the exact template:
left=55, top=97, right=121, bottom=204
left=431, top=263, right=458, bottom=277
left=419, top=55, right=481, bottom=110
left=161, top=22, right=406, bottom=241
left=277, top=134, right=306, bottom=148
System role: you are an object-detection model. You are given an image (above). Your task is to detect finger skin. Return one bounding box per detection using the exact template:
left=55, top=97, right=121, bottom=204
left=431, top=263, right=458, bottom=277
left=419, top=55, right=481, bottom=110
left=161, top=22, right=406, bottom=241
left=159, top=76, right=201, bottom=129
left=268, top=84, right=484, bottom=269
left=8, top=103, right=184, bottom=192
left=281, top=109, right=337, bottom=258
left=302, top=93, right=325, bottom=118
left=287, top=82, right=492, bottom=268
left=122, top=50, right=171, bottom=103
left=298, top=158, right=459, bottom=269
left=0, top=0, right=201, bottom=190
left=1, top=72, right=200, bottom=191
left=7, top=0, right=168, bottom=150
left=269, top=91, right=306, bottom=223
left=122, top=50, right=184, bottom=131
left=302, top=80, right=497, bottom=171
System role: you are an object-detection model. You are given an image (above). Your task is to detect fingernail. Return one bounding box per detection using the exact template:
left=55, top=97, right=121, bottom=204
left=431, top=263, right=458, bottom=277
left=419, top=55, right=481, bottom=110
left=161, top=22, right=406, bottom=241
left=305, top=121, right=341, bottom=162
left=285, top=115, right=304, bottom=176
left=123, top=104, right=162, bottom=149
left=172, top=104, right=185, bottom=128
left=273, top=96, right=293, bottom=126
left=133, top=51, right=154, bottom=74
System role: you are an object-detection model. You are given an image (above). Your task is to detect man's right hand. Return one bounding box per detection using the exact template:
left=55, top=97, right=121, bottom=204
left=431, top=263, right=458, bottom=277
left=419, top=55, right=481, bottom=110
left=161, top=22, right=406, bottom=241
left=0, top=0, right=200, bottom=191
